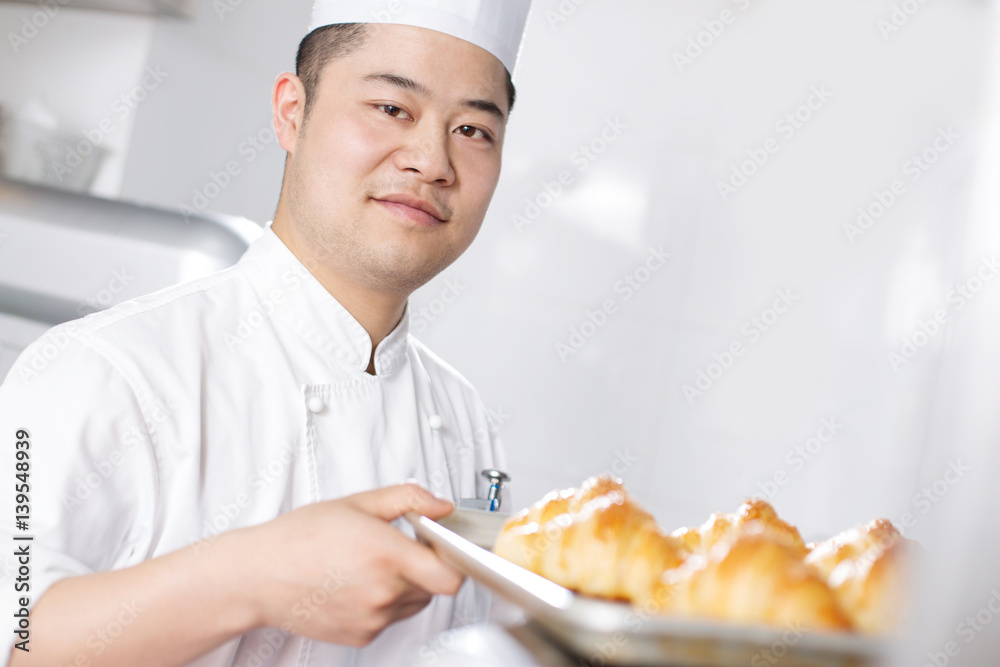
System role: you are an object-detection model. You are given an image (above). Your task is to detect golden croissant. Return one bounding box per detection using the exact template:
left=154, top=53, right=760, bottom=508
left=494, top=475, right=915, bottom=635
left=804, top=518, right=917, bottom=634
left=672, top=497, right=808, bottom=559
left=654, top=528, right=853, bottom=631
left=492, top=476, right=685, bottom=603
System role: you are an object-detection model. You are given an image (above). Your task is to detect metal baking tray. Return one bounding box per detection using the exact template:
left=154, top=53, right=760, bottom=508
left=405, top=512, right=894, bottom=666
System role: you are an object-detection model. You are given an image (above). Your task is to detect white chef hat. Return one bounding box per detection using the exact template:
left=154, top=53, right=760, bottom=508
left=307, top=0, right=532, bottom=75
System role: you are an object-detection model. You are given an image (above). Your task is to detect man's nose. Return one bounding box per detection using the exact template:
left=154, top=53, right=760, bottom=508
left=393, top=127, right=456, bottom=185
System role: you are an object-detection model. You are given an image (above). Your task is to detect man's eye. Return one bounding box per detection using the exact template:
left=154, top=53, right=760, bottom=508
left=376, top=105, right=411, bottom=120
left=456, top=125, right=492, bottom=142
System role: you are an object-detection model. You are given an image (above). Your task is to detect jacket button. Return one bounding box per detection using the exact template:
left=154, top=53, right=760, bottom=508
left=428, top=414, right=442, bottom=430
left=307, top=396, right=325, bottom=413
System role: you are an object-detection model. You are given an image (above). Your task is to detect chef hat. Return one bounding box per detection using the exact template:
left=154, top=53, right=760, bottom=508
left=307, top=0, right=532, bottom=75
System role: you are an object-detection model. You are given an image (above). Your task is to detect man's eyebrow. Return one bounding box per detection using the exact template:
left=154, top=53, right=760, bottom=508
left=463, top=98, right=506, bottom=123
left=362, top=72, right=432, bottom=97
left=362, top=72, right=507, bottom=122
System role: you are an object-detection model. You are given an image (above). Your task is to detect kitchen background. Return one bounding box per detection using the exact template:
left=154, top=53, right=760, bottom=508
left=1, top=0, right=999, bottom=663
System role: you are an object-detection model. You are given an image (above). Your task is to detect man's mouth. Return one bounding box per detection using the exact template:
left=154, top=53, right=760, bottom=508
left=373, top=194, right=448, bottom=226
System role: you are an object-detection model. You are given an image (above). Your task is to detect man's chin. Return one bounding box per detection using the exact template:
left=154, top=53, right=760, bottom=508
left=359, top=248, right=457, bottom=295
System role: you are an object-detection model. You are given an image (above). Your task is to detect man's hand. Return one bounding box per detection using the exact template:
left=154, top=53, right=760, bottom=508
left=237, top=483, right=462, bottom=646
left=10, top=484, right=462, bottom=667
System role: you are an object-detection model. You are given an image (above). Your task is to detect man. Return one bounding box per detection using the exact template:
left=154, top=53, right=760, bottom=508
left=0, top=0, right=531, bottom=664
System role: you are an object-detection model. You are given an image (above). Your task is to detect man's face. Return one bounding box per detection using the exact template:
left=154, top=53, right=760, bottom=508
left=283, top=23, right=509, bottom=296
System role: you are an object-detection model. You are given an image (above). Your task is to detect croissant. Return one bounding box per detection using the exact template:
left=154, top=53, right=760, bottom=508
left=495, top=478, right=914, bottom=636
left=492, top=475, right=620, bottom=564
left=650, top=527, right=853, bottom=631
left=493, top=475, right=685, bottom=603
left=805, top=519, right=915, bottom=634
left=805, top=518, right=902, bottom=574
left=672, top=497, right=807, bottom=559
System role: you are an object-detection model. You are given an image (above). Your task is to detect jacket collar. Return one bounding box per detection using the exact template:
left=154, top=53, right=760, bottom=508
left=238, top=223, right=410, bottom=376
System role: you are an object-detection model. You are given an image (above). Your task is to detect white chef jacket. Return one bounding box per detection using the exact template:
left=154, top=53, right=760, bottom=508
left=0, top=223, right=504, bottom=666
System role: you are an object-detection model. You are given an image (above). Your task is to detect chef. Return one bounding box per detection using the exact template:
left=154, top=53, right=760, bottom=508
left=0, top=0, right=531, bottom=664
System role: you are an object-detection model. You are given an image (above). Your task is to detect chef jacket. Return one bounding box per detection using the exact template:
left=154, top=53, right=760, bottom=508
left=0, top=222, right=505, bottom=666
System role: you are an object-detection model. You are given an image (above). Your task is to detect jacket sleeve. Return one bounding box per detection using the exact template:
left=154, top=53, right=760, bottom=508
left=0, top=323, right=158, bottom=662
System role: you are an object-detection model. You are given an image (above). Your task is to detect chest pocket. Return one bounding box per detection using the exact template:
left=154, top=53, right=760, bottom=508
left=300, top=372, right=483, bottom=504
left=421, top=412, right=483, bottom=503
left=301, top=378, right=433, bottom=501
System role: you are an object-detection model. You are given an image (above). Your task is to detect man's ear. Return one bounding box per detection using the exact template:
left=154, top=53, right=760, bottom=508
left=273, top=72, right=306, bottom=154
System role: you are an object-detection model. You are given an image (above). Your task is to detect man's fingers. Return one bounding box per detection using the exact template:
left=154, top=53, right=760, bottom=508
left=361, top=521, right=465, bottom=596
left=338, top=483, right=464, bottom=595
left=388, top=595, right=435, bottom=624
left=381, top=583, right=434, bottom=623
left=348, top=483, right=455, bottom=522
left=396, top=538, right=465, bottom=596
